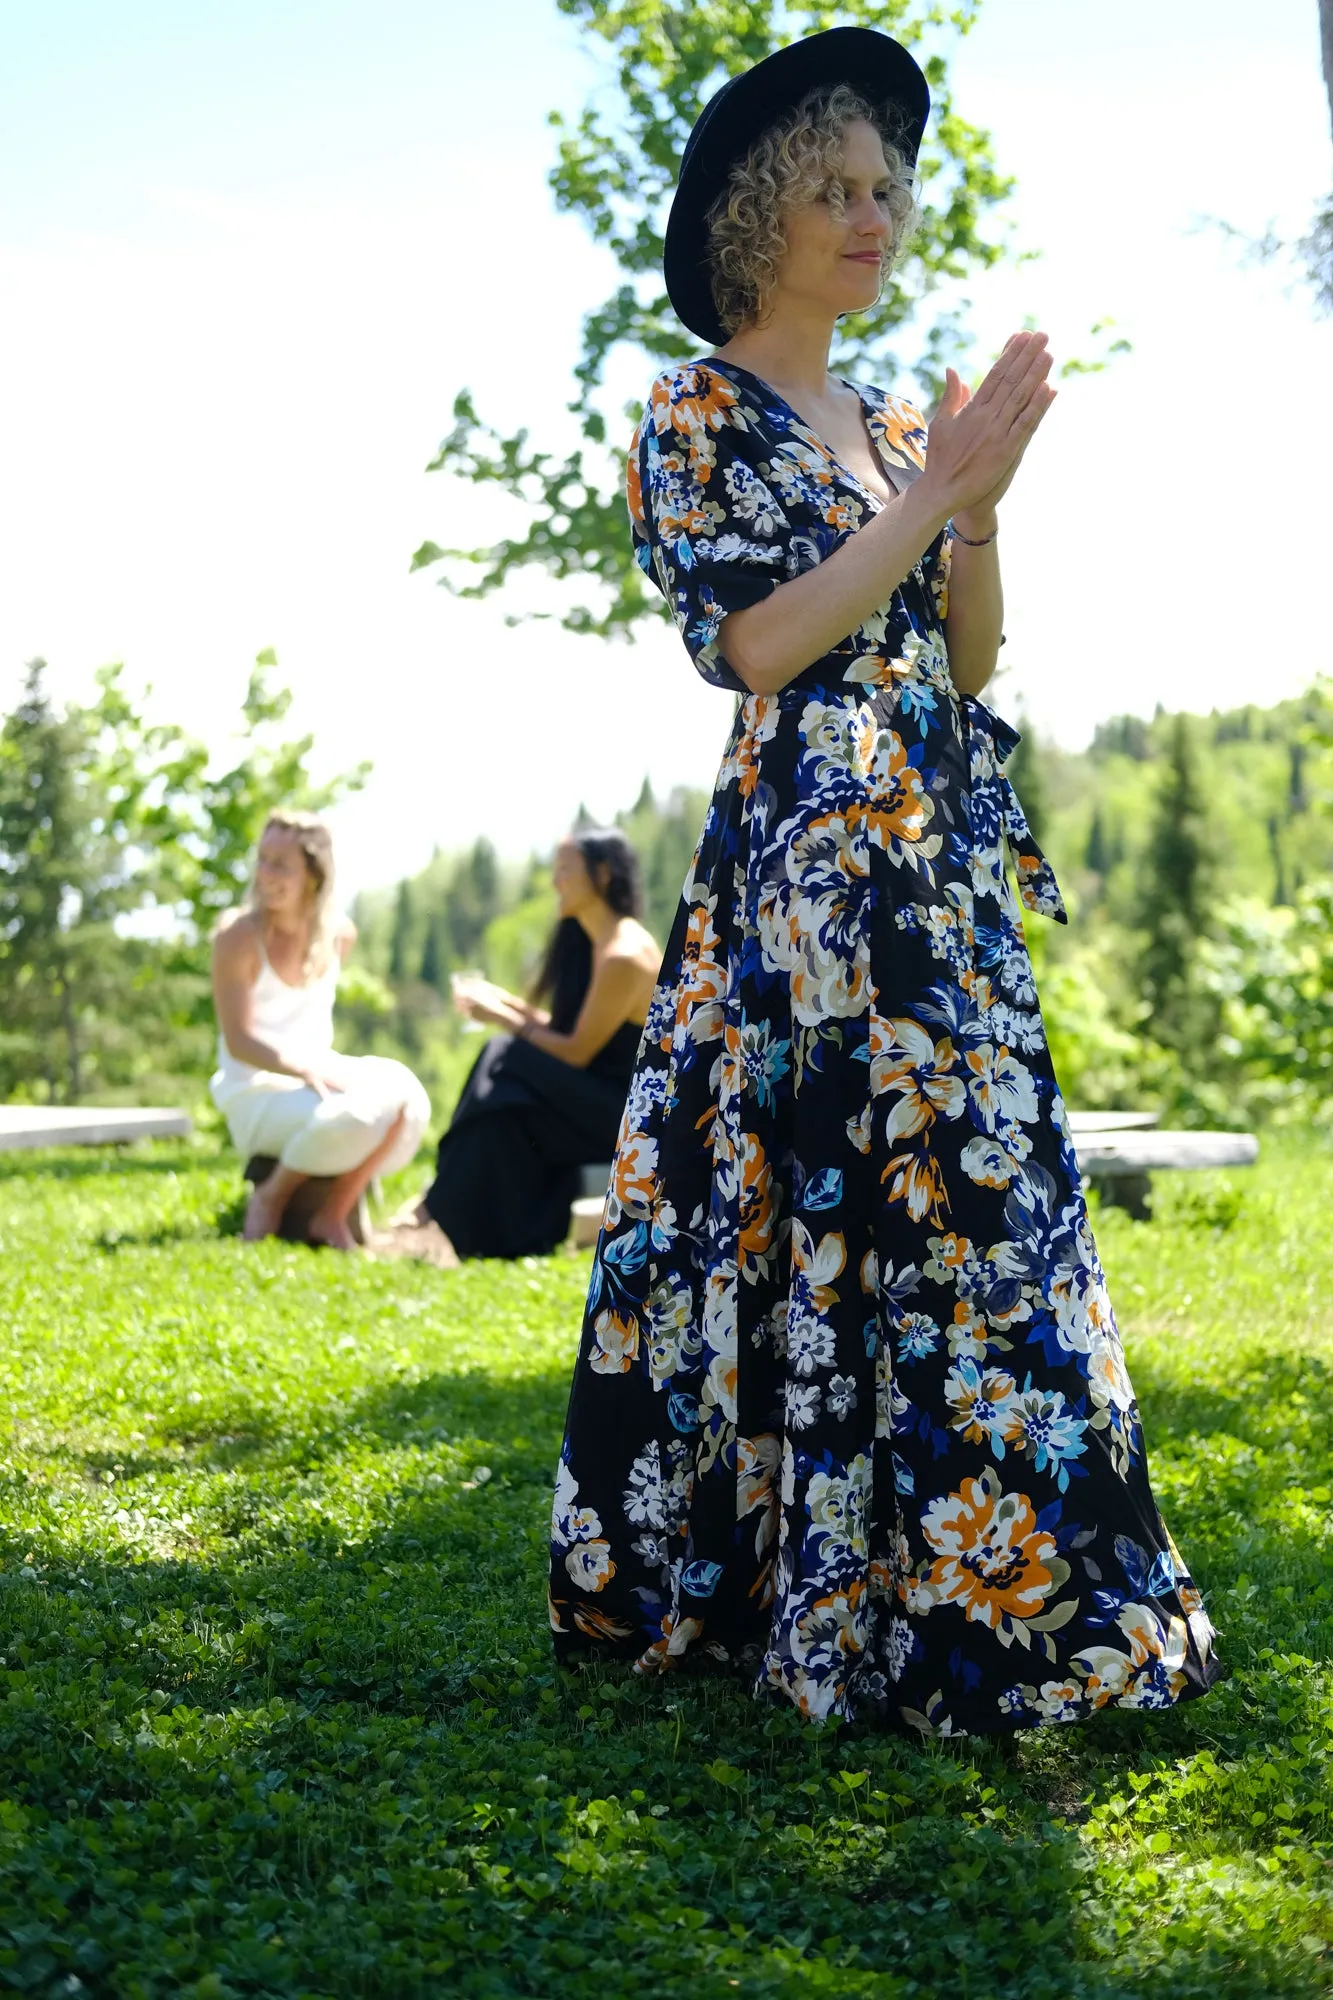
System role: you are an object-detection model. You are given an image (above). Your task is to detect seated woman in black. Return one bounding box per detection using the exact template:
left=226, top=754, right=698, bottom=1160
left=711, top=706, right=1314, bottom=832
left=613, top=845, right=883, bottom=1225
left=420, top=827, right=659, bottom=1259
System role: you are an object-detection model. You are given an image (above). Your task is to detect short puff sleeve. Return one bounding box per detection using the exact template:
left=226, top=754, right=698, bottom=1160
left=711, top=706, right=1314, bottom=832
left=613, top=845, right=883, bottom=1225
left=628, top=364, right=787, bottom=692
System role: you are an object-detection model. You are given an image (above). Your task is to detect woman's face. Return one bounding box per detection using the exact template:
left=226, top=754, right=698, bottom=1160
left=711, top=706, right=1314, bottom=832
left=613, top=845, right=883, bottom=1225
left=552, top=838, right=599, bottom=919
left=254, top=829, right=314, bottom=918
left=771, top=118, right=895, bottom=323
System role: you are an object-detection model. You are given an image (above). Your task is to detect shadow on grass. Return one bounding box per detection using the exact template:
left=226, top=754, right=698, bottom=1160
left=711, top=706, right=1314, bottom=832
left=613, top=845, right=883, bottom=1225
left=7, top=1323, right=1330, bottom=1991
left=1132, top=1343, right=1333, bottom=1453
left=3, top=1517, right=1327, bottom=2000
left=22, top=1359, right=573, bottom=1498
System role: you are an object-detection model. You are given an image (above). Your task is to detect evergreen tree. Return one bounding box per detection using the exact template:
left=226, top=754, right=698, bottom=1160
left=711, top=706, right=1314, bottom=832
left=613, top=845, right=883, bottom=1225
left=1289, top=738, right=1309, bottom=814
left=1089, top=714, right=1152, bottom=762
left=1136, top=712, right=1215, bottom=1053
left=1005, top=713, right=1049, bottom=849
left=388, top=879, right=415, bottom=985
left=419, top=912, right=450, bottom=992
left=0, top=661, right=138, bottom=1100
left=1084, top=805, right=1111, bottom=876
left=469, top=838, right=499, bottom=922
left=0, top=663, right=84, bottom=1097
left=1268, top=814, right=1290, bottom=906
left=444, top=838, right=502, bottom=965
left=415, top=1, right=1026, bottom=638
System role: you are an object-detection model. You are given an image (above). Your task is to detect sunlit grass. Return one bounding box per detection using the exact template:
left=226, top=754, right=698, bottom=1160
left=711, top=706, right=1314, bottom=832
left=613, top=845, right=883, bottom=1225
left=0, top=1138, right=1330, bottom=1997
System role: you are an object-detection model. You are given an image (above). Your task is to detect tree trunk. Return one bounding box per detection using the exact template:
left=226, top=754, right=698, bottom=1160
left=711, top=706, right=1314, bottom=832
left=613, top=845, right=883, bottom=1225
left=60, top=968, right=82, bottom=1103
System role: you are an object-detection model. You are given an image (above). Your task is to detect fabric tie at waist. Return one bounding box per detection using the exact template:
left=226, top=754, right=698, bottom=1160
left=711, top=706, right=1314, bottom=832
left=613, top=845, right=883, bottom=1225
left=963, top=695, right=1068, bottom=924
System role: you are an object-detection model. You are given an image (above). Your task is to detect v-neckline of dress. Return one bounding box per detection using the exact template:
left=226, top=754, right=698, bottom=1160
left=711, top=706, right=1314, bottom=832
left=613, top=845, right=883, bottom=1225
left=704, top=356, right=900, bottom=513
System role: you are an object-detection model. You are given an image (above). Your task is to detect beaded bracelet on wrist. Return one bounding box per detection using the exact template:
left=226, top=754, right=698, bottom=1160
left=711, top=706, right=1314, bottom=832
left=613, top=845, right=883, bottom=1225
left=947, top=517, right=999, bottom=547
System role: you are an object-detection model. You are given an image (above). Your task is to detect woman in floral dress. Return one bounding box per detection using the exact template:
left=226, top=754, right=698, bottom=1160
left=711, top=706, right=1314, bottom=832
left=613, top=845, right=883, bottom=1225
left=549, top=27, right=1220, bottom=1735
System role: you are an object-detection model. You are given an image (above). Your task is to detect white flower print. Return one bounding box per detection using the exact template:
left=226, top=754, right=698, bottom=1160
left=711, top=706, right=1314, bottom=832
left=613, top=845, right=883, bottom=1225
left=622, top=1064, right=667, bottom=1131
left=895, top=1311, right=941, bottom=1361
left=645, top=1275, right=698, bottom=1386
left=551, top=1459, right=601, bottom=1550
left=565, top=1540, right=614, bottom=1592
left=788, top=1315, right=836, bottom=1378
left=624, top=1441, right=668, bottom=1528
left=548, top=363, right=1219, bottom=1739
left=881, top=1615, right=916, bottom=1683
left=723, top=461, right=785, bottom=536
left=807, top=1455, right=871, bottom=1565
left=785, top=1381, right=822, bottom=1431
left=963, top=1043, right=1038, bottom=1138
left=826, top=1373, right=859, bottom=1419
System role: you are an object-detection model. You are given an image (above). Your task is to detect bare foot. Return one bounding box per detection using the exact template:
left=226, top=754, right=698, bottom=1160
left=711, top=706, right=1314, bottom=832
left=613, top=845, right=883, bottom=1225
left=243, top=1181, right=288, bottom=1241
left=369, top=1218, right=459, bottom=1269
left=307, top=1210, right=359, bottom=1251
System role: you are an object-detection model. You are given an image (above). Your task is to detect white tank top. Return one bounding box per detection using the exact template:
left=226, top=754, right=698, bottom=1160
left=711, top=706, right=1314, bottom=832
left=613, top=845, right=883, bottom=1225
left=213, top=937, right=339, bottom=1091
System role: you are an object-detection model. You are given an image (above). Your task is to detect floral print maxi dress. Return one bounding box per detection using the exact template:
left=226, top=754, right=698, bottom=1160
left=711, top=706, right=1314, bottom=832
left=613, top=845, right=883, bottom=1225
left=548, top=359, right=1220, bottom=1736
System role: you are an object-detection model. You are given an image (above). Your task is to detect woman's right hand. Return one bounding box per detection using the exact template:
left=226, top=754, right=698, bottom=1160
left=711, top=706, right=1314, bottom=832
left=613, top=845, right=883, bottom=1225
left=920, top=332, right=1056, bottom=519
left=296, top=1060, right=346, bottom=1098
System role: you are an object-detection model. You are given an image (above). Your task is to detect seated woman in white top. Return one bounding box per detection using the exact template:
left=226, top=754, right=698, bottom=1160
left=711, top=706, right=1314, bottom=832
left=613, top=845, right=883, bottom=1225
left=211, top=809, right=430, bottom=1248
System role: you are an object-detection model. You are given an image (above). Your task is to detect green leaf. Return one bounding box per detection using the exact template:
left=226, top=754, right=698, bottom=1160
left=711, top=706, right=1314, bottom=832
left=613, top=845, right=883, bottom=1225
left=417, top=0, right=1021, bottom=634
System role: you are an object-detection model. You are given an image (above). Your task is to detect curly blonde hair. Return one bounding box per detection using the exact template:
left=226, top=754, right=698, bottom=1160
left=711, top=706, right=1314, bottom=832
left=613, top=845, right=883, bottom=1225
left=705, top=83, right=919, bottom=337
left=244, top=808, right=339, bottom=978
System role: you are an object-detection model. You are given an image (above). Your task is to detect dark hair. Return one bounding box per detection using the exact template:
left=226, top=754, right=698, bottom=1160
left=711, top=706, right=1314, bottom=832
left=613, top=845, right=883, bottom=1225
left=532, top=827, right=644, bottom=1033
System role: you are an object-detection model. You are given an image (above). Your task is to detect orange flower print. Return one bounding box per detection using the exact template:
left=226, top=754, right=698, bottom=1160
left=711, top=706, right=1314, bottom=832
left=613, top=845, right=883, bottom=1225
left=864, top=392, right=928, bottom=470
left=862, top=728, right=933, bottom=855
left=924, top=1230, right=973, bottom=1279
left=869, top=1015, right=965, bottom=1142
left=553, top=360, right=1220, bottom=1737
left=947, top=1300, right=990, bottom=1362
left=590, top=1309, right=640, bottom=1375
left=571, top=1605, right=635, bottom=1642
left=565, top=1538, right=616, bottom=1592
left=649, top=365, right=740, bottom=442
left=920, top=1469, right=1057, bottom=1628
left=881, top=1147, right=950, bottom=1225
left=635, top=1612, right=705, bottom=1673
left=610, top=1131, right=657, bottom=1220
left=720, top=694, right=777, bottom=797
left=736, top=1431, right=781, bottom=1558
left=737, top=1132, right=776, bottom=1280
left=626, top=435, right=645, bottom=528
left=647, top=367, right=744, bottom=481
left=676, top=897, right=726, bottom=1045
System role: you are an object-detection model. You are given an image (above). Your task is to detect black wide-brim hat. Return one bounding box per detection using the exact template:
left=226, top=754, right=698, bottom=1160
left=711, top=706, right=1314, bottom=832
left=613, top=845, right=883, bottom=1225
left=663, top=26, right=930, bottom=349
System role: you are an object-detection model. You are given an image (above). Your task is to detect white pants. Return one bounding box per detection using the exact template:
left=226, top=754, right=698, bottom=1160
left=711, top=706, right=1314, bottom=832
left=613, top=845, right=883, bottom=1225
left=213, top=1056, right=430, bottom=1178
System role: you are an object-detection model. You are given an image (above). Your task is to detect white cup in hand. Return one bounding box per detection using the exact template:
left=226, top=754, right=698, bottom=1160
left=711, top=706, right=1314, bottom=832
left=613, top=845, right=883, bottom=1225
left=451, top=968, right=487, bottom=1032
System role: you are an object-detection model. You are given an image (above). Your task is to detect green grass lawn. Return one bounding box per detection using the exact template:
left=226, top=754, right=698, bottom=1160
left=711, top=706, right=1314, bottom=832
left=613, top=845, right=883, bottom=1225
left=1, top=1138, right=1330, bottom=1999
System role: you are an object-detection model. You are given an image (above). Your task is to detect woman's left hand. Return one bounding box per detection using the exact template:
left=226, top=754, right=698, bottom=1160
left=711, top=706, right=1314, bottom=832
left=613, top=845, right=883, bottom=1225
left=451, top=973, right=522, bottom=1028
left=944, top=359, right=1048, bottom=536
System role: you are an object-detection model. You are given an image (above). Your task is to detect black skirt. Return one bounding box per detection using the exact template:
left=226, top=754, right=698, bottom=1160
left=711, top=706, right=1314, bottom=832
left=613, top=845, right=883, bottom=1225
left=423, top=1023, right=641, bottom=1259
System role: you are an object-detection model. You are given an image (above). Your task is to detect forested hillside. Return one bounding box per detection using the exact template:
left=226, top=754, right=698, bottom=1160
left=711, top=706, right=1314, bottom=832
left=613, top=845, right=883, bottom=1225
left=4, top=663, right=1330, bottom=1132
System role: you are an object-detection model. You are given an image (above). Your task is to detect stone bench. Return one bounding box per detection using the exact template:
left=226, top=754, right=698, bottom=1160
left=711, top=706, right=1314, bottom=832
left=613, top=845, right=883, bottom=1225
left=1070, top=1127, right=1259, bottom=1220
left=567, top=1113, right=1259, bottom=1243
left=0, top=1106, right=193, bottom=1152
left=570, top=1163, right=612, bottom=1250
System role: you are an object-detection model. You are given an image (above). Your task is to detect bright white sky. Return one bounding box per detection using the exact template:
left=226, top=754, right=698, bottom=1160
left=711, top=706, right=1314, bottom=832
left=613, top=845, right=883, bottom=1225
left=2, top=0, right=1330, bottom=898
